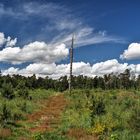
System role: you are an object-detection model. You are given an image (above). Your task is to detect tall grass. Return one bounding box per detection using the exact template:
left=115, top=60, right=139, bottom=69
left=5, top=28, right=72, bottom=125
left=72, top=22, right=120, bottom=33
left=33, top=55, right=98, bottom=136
left=60, top=89, right=140, bottom=140
left=0, top=88, right=57, bottom=139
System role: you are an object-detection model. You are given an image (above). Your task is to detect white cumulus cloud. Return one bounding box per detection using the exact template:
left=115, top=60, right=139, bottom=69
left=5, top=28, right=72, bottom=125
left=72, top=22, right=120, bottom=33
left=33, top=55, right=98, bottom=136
left=0, top=41, right=69, bottom=64
left=91, top=59, right=128, bottom=76
left=120, top=43, right=140, bottom=60
left=2, top=59, right=134, bottom=79
left=6, top=36, right=17, bottom=47
left=0, top=32, right=17, bottom=47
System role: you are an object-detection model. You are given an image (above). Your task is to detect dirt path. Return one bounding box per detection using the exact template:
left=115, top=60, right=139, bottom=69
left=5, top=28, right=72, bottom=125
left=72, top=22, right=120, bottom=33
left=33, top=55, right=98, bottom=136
left=18, top=93, right=98, bottom=140
left=26, top=93, right=68, bottom=133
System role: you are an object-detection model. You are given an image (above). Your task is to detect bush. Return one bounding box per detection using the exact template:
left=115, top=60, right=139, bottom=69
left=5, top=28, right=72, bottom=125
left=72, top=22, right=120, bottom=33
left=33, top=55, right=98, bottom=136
left=33, top=133, right=45, bottom=140
left=12, top=110, right=23, bottom=121
left=1, top=82, right=15, bottom=99
left=17, top=88, right=29, bottom=99
left=110, top=133, right=119, bottom=140
left=121, top=97, right=135, bottom=110
left=128, top=107, right=140, bottom=132
left=0, top=103, right=12, bottom=127
left=90, top=123, right=106, bottom=135
left=113, top=130, right=140, bottom=140
left=90, top=96, right=105, bottom=117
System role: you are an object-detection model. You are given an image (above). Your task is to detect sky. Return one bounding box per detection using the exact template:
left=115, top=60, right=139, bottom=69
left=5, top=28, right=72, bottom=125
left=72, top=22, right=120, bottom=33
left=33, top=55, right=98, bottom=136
left=0, top=0, right=140, bottom=78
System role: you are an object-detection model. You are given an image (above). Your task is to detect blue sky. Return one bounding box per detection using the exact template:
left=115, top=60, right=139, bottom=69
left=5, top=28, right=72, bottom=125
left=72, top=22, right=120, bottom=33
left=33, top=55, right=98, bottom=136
left=0, top=0, right=140, bottom=78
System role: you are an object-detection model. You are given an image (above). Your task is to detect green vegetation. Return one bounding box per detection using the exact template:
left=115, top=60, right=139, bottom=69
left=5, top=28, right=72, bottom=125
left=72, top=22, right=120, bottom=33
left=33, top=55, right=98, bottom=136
left=0, top=88, right=57, bottom=139
left=0, top=71, right=140, bottom=139
left=0, top=69, right=140, bottom=92
left=60, top=89, right=140, bottom=140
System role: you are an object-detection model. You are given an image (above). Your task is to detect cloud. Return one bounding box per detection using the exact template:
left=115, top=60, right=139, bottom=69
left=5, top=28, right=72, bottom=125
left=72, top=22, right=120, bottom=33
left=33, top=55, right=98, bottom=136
left=0, top=2, right=126, bottom=78
left=22, top=2, right=125, bottom=47
left=0, top=32, right=17, bottom=47
left=50, top=27, right=125, bottom=48
left=120, top=43, right=140, bottom=60
left=2, top=62, right=91, bottom=79
left=6, top=36, right=17, bottom=47
left=0, top=31, right=122, bottom=65
left=2, top=59, right=132, bottom=79
left=0, top=32, right=6, bottom=46
left=0, top=41, right=68, bottom=64
left=25, top=63, right=56, bottom=75
left=91, top=59, right=128, bottom=76
left=0, top=2, right=125, bottom=48
left=0, top=47, right=21, bottom=64
left=53, top=62, right=92, bottom=78
left=22, top=2, right=81, bottom=31
left=3, top=67, right=19, bottom=75
left=0, top=4, right=16, bottom=17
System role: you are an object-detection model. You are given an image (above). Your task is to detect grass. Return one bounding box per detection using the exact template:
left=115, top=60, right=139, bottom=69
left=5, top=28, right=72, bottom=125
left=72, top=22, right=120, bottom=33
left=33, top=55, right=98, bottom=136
left=59, top=89, right=140, bottom=140
left=0, top=89, right=58, bottom=139
left=0, top=88, right=140, bottom=140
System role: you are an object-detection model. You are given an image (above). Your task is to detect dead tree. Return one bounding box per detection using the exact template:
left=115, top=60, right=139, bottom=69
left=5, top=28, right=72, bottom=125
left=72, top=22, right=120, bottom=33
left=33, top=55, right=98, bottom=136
left=69, top=35, right=74, bottom=93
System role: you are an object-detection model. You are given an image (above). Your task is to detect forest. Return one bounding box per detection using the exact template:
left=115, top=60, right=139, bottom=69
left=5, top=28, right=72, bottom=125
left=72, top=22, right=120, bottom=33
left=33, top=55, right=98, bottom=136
left=0, top=69, right=140, bottom=93
left=0, top=69, right=140, bottom=140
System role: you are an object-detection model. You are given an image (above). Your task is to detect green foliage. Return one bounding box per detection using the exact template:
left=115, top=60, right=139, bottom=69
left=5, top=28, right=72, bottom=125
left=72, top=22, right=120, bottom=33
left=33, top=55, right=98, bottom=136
left=110, top=133, right=119, bottom=140
left=29, top=89, right=55, bottom=100
left=0, top=68, right=140, bottom=91
left=17, top=88, right=29, bottom=99
left=33, top=133, right=45, bottom=140
left=0, top=100, right=28, bottom=128
left=0, top=71, right=140, bottom=140
left=110, top=130, right=140, bottom=140
left=16, top=80, right=26, bottom=89
left=33, top=132, right=68, bottom=140
left=121, top=96, right=135, bottom=110
left=0, top=88, right=57, bottom=139
left=20, top=102, right=27, bottom=112
left=16, top=81, right=30, bottom=99
left=89, top=122, right=106, bottom=135
left=62, top=89, right=140, bottom=140
left=1, top=82, right=15, bottom=99
left=90, top=96, right=105, bottom=117
left=0, top=103, right=12, bottom=127
left=128, top=107, right=140, bottom=132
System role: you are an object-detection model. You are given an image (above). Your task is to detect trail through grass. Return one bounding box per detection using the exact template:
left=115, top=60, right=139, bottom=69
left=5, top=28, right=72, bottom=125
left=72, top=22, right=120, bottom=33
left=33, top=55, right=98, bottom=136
left=28, top=94, right=68, bottom=133
left=15, top=93, right=68, bottom=139
left=1, top=89, right=140, bottom=140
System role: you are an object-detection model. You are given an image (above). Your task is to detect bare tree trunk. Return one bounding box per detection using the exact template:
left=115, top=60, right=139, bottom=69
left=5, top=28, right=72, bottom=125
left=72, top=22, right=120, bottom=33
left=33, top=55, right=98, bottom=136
left=69, top=35, right=74, bottom=93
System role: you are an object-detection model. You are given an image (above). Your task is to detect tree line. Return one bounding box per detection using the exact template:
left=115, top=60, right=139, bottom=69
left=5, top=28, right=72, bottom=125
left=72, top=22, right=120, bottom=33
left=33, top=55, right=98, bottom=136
left=0, top=69, right=140, bottom=94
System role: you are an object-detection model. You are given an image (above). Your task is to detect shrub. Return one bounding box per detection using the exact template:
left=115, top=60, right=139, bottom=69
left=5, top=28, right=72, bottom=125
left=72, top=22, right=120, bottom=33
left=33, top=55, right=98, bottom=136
left=90, top=97, right=105, bottom=118
left=1, top=82, right=15, bottom=99
left=91, top=123, right=105, bottom=135
left=110, top=133, right=119, bottom=140
left=16, top=81, right=26, bottom=90
left=17, top=88, right=29, bottom=99
left=0, top=103, right=12, bottom=127
left=114, top=130, right=140, bottom=140
left=128, top=107, right=140, bottom=132
left=33, top=133, right=45, bottom=140
left=12, top=110, right=23, bottom=121
left=20, top=102, right=27, bottom=112
left=121, top=97, right=135, bottom=110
